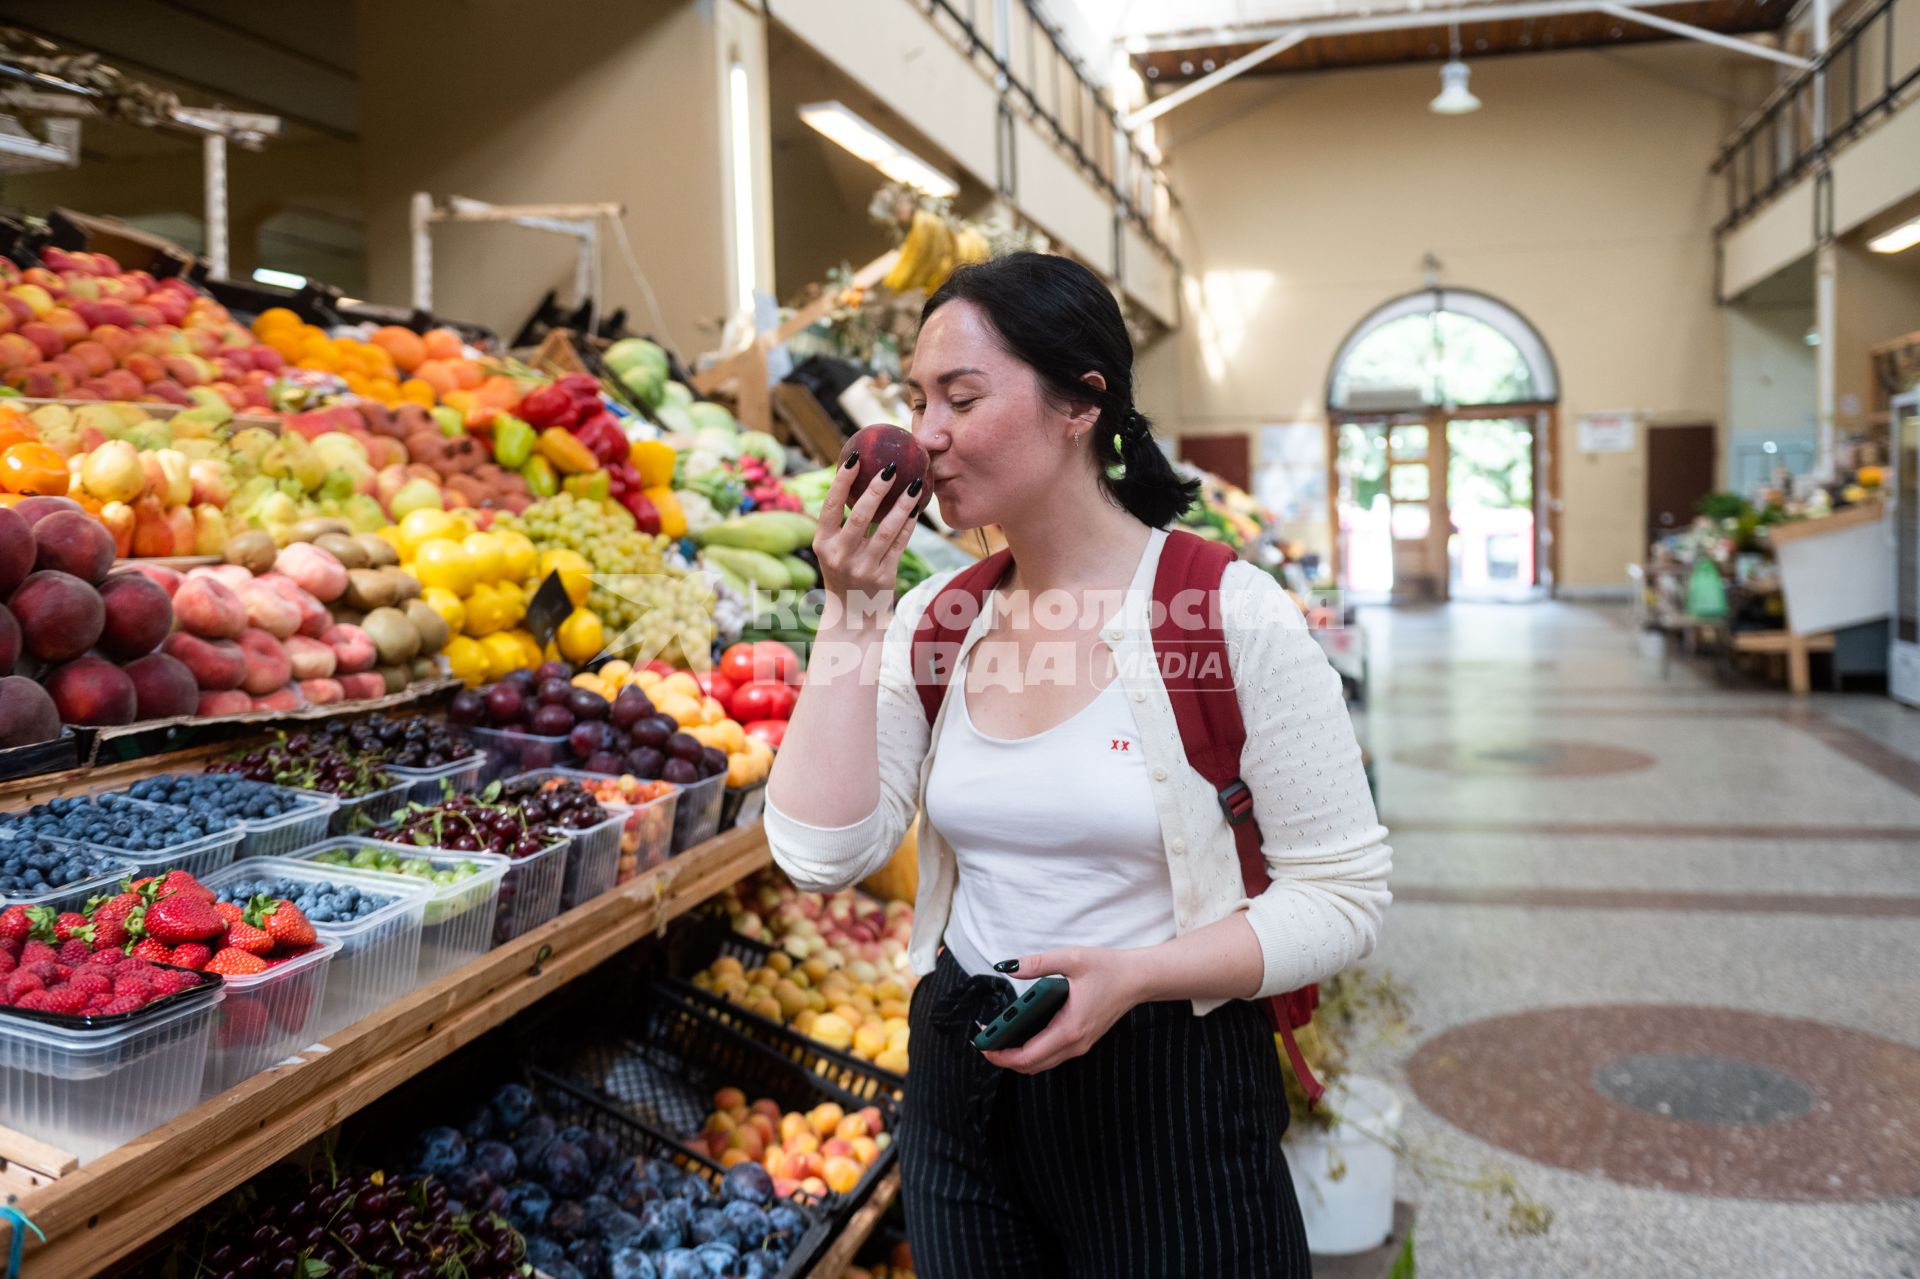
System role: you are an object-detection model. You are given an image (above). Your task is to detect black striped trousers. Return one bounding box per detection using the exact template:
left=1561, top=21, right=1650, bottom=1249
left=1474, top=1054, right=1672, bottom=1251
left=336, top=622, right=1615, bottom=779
left=899, top=950, right=1313, bottom=1278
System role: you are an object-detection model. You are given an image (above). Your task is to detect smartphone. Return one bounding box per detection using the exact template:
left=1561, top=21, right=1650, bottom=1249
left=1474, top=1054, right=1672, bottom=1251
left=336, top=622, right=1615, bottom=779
left=971, top=977, right=1069, bottom=1053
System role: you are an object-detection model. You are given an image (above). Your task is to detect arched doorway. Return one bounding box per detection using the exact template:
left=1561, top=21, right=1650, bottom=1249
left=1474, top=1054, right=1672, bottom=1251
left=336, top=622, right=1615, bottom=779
left=1325, top=288, right=1560, bottom=602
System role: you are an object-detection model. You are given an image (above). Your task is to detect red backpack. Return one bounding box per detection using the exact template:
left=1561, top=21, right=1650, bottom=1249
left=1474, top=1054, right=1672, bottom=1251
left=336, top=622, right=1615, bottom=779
left=909, top=528, right=1324, bottom=1103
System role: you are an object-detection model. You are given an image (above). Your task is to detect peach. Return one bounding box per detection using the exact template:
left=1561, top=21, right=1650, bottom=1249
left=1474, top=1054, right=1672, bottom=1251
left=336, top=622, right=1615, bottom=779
left=0, top=675, right=60, bottom=747
left=171, top=575, right=247, bottom=639
left=9, top=570, right=102, bottom=663
left=120, top=562, right=183, bottom=597
left=122, top=352, right=164, bottom=384
left=188, top=564, right=253, bottom=590
left=96, top=572, right=174, bottom=660
left=0, top=605, right=14, bottom=675
left=126, top=652, right=198, bottom=720
left=823, top=1155, right=863, bottom=1194
left=46, top=656, right=137, bottom=725
left=807, top=1102, right=845, bottom=1139
left=274, top=543, right=348, bottom=602
left=751, top=1098, right=782, bottom=1122
left=32, top=511, right=115, bottom=585
left=18, top=322, right=60, bottom=360
left=776, top=1153, right=810, bottom=1182
left=285, top=634, right=336, bottom=680
left=237, top=627, right=292, bottom=695
left=250, top=686, right=303, bottom=713
left=850, top=1136, right=879, bottom=1165
left=322, top=622, right=376, bottom=674
left=12, top=497, right=82, bottom=530
left=857, top=1105, right=884, bottom=1135
left=67, top=340, right=112, bottom=377
left=162, top=631, right=246, bottom=690
left=0, top=508, right=32, bottom=599
left=236, top=582, right=298, bottom=640
left=337, top=671, right=386, bottom=699
left=195, top=689, right=252, bottom=718
left=298, top=677, right=344, bottom=705
left=821, top=1138, right=855, bottom=1160
left=255, top=574, right=329, bottom=638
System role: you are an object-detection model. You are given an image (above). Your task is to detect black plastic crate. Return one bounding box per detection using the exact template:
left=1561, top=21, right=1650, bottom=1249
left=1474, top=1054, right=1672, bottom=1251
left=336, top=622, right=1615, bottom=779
left=664, top=913, right=906, bottom=1102
left=534, top=983, right=900, bottom=1259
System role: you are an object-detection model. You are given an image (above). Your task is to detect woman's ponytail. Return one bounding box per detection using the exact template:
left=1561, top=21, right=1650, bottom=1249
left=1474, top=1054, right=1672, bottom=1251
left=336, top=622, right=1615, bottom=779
left=924, top=253, right=1200, bottom=530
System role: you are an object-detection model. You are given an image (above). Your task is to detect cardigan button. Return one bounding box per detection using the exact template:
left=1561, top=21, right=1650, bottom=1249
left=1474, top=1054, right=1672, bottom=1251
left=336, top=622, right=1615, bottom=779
left=1171, top=838, right=1186, bottom=854
left=1153, top=767, right=1168, bottom=782
left=1107, top=628, right=1122, bottom=640
left=1132, top=691, right=1145, bottom=703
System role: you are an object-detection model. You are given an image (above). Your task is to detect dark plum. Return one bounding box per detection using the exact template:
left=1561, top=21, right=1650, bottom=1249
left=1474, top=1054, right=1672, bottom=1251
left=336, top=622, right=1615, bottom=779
left=631, top=715, right=674, bottom=749
left=626, top=746, right=665, bottom=779
left=504, top=668, right=538, bottom=691
left=698, top=746, right=728, bottom=779
left=567, top=687, right=609, bottom=721
left=485, top=683, right=525, bottom=725
left=529, top=703, right=575, bottom=736
left=569, top=720, right=610, bottom=757
left=662, top=757, right=699, bottom=785
left=665, top=731, right=704, bottom=763
left=503, top=1179, right=553, bottom=1229
left=449, top=688, right=487, bottom=726
left=611, top=687, right=654, bottom=729
left=545, top=1197, right=589, bottom=1240
left=538, top=677, right=574, bottom=706
left=412, top=1125, right=468, bottom=1176
left=720, top=1162, right=774, bottom=1206
left=540, top=1140, right=594, bottom=1197
left=534, top=660, right=573, bottom=684
left=585, top=750, right=624, bottom=776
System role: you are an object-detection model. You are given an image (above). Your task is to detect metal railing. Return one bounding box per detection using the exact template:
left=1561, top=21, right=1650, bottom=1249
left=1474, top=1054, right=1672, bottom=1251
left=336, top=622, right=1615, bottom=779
left=1712, top=0, right=1920, bottom=233
left=920, top=0, right=1179, bottom=260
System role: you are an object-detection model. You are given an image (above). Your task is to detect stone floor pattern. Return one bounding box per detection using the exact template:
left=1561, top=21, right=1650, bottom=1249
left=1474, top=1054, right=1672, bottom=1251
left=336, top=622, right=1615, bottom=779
left=1347, top=601, right=1920, bottom=1278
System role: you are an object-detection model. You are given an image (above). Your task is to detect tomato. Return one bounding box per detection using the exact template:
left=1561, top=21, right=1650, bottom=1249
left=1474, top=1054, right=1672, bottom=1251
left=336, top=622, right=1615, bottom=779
left=743, top=719, right=787, bottom=748
left=729, top=680, right=794, bottom=723
left=695, top=669, right=737, bottom=707
left=720, top=641, right=801, bottom=687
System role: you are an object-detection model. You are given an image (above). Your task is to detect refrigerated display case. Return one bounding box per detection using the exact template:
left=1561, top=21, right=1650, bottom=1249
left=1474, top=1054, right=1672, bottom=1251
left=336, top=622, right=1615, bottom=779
left=1892, top=391, right=1920, bottom=706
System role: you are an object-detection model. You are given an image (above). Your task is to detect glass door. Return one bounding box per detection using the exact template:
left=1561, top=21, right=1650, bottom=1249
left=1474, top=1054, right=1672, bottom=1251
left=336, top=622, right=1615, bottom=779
left=1386, top=420, right=1448, bottom=602
left=1444, top=415, right=1540, bottom=600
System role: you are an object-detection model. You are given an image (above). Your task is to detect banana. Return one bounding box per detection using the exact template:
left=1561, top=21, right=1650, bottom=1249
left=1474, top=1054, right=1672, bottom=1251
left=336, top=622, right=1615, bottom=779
left=954, top=226, right=991, bottom=267
left=883, top=209, right=942, bottom=292
left=916, top=216, right=957, bottom=292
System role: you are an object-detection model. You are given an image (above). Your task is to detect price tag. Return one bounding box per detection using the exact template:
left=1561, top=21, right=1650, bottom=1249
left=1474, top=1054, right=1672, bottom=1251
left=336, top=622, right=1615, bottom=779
left=525, top=571, right=574, bottom=651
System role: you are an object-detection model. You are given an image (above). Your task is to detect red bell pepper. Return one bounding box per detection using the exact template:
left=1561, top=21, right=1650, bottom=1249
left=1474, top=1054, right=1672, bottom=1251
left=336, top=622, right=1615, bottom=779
left=620, top=489, right=661, bottom=535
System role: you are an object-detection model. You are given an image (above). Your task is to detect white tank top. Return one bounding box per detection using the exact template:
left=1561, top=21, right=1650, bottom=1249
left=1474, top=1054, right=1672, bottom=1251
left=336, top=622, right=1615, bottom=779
left=925, top=649, right=1178, bottom=988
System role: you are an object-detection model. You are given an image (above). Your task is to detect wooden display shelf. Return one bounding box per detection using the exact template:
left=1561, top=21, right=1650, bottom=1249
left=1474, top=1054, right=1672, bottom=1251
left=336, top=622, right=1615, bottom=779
left=7, top=823, right=773, bottom=1277
left=805, top=1165, right=902, bottom=1279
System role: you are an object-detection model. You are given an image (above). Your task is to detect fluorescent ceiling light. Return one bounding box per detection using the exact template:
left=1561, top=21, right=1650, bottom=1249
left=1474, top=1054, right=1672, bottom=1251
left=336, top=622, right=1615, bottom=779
left=1867, top=215, right=1920, bottom=254
left=798, top=101, right=959, bottom=198
left=251, top=267, right=306, bottom=288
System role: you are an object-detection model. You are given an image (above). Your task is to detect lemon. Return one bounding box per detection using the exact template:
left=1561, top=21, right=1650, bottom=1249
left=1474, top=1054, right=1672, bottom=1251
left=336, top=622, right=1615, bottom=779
left=446, top=513, right=477, bottom=541
left=557, top=608, right=605, bottom=665
left=442, top=635, right=488, bottom=686
left=464, top=582, right=503, bottom=637
left=421, top=586, right=467, bottom=635
left=494, top=579, right=526, bottom=626
left=480, top=632, right=526, bottom=682
left=412, top=539, right=476, bottom=597
left=462, top=531, right=506, bottom=583
left=539, top=549, right=592, bottom=608
left=396, top=509, right=458, bottom=559
left=495, top=530, right=538, bottom=582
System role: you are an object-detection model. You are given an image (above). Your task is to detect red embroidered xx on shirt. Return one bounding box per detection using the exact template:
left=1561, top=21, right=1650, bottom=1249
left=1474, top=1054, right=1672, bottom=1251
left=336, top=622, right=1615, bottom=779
left=1109, top=739, right=1132, bottom=752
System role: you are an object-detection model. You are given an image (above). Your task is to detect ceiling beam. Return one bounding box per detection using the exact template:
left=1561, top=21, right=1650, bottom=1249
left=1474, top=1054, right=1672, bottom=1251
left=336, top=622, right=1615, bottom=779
left=1596, top=3, right=1810, bottom=65
left=1127, top=31, right=1309, bottom=126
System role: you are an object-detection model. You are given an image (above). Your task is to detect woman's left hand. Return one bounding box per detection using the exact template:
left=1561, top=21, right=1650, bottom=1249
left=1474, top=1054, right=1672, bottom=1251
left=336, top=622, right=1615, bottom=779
left=981, top=947, right=1147, bottom=1074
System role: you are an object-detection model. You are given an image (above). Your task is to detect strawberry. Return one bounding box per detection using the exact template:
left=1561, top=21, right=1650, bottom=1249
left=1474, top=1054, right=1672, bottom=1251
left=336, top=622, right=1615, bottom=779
left=205, top=948, right=268, bottom=977
left=56, top=939, right=91, bottom=966
left=88, top=892, right=145, bottom=951
left=155, top=870, right=215, bottom=903
left=142, top=894, right=225, bottom=947
left=224, top=920, right=272, bottom=956
left=130, top=938, right=172, bottom=964
left=168, top=943, right=212, bottom=972
left=0, top=906, right=30, bottom=945
left=248, top=896, right=316, bottom=949
left=52, top=912, right=88, bottom=942
left=217, top=996, right=271, bottom=1047
left=213, top=901, right=245, bottom=926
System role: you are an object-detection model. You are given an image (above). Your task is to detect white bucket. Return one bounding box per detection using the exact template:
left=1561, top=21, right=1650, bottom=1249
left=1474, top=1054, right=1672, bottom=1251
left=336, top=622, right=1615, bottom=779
left=1282, top=1075, right=1403, bottom=1255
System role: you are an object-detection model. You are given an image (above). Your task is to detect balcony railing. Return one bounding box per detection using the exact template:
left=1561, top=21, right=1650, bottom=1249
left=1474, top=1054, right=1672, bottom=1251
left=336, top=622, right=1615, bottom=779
left=1712, top=0, right=1920, bottom=233
left=919, top=0, right=1179, bottom=260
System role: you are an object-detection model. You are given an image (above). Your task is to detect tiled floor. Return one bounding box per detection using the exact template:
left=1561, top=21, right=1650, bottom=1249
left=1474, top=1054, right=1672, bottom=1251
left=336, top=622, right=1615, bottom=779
left=1349, top=601, right=1920, bottom=1278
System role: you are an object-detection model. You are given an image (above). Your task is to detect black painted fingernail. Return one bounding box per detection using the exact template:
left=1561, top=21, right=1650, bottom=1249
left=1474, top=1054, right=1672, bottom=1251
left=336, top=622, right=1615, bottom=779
left=879, top=461, right=897, bottom=482
left=842, top=451, right=860, bottom=469
left=993, top=959, right=1019, bottom=973
left=906, top=478, right=923, bottom=497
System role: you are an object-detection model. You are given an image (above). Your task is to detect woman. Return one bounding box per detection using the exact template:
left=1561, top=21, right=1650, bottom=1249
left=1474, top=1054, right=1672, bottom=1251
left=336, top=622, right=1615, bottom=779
left=765, top=252, right=1390, bottom=1278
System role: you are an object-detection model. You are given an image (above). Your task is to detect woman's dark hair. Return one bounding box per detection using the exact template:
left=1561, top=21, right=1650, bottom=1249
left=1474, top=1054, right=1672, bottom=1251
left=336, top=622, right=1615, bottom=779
left=920, top=252, right=1200, bottom=529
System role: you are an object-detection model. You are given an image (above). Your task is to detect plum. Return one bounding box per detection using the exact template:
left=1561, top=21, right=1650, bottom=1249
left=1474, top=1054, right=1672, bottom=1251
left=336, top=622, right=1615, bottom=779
left=539, top=1140, right=594, bottom=1197
left=585, top=750, right=624, bottom=776
left=720, top=1163, right=774, bottom=1207
left=767, top=1204, right=808, bottom=1240
left=10, top=570, right=103, bottom=662
left=611, top=687, right=655, bottom=729
left=658, top=1250, right=706, bottom=1279
left=567, top=687, right=609, bottom=721
left=665, top=732, right=704, bottom=763
left=412, top=1125, right=467, bottom=1176
left=490, top=1082, right=536, bottom=1129
left=486, top=683, right=525, bottom=725
left=503, top=1179, right=553, bottom=1230
left=661, top=757, right=698, bottom=785
left=631, top=715, right=674, bottom=749
left=538, top=677, right=573, bottom=707
left=545, top=1197, right=589, bottom=1240
left=0, top=675, right=60, bottom=748
left=689, top=1206, right=734, bottom=1246
left=608, top=1244, right=659, bottom=1279
left=32, top=510, right=116, bottom=584
left=504, top=668, right=538, bottom=692
left=522, top=1234, right=568, bottom=1272
left=46, top=655, right=137, bottom=725
left=459, top=1104, right=496, bottom=1143
left=626, top=746, right=665, bottom=780
left=570, top=721, right=610, bottom=758
left=533, top=660, right=573, bottom=684
left=580, top=1131, right=617, bottom=1174
left=97, top=572, right=174, bottom=660
left=472, top=1139, right=517, bottom=1184
left=449, top=687, right=487, bottom=726
left=693, top=1241, right=741, bottom=1276
left=599, top=1207, right=645, bottom=1243
left=567, top=1236, right=607, bottom=1277
left=698, top=746, right=728, bottom=780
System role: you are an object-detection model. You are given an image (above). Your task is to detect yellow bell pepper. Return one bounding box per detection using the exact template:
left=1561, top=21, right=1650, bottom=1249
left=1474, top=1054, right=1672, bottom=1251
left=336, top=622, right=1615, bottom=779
left=537, top=428, right=599, bottom=475
left=644, top=486, right=686, bottom=540
left=631, top=439, right=676, bottom=490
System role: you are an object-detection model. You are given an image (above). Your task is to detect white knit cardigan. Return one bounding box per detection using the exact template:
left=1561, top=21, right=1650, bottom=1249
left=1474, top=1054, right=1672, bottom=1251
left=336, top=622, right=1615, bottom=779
left=765, top=527, right=1392, bottom=1014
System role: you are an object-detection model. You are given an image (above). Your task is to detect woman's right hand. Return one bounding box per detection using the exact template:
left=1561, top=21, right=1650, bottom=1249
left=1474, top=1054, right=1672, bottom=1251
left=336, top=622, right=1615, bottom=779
left=813, top=456, right=922, bottom=624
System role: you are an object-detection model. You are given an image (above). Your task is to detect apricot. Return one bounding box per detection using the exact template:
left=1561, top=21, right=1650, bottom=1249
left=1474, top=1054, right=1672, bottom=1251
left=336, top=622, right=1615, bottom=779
left=823, top=1156, right=863, bottom=1194
left=806, top=1102, right=845, bottom=1138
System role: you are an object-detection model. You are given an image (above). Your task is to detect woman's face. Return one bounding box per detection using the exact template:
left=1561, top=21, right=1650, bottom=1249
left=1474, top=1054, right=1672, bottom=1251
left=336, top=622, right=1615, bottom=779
left=906, top=300, right=1086, bottom=531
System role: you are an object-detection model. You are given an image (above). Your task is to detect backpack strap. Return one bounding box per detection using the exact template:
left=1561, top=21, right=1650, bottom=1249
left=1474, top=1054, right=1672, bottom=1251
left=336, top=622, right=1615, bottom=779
left=1152, top=529, right=1324, bottom=1105
left=911, top=549, right=1013, bottom=726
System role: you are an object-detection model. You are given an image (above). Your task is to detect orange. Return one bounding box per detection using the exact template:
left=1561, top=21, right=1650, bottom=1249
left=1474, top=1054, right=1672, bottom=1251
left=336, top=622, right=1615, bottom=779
left=254, top=307, right=301, bottom=335
left=422, top=327, right=462, bottom=361
left=451, top=359, right=483, bottom=391
left=371, top=325, right=426, bottom=372
left=399, top=378, right=436, bottom=406
left=414, top=360, right=458, bottom=398
left=368, top=376, right=401, bottom=402
left=474, top=375, right=521, bottom=410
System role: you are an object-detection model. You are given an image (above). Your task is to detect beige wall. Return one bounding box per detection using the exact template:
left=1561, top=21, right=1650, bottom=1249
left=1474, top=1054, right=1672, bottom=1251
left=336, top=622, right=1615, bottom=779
left=1833, top=238, right=1920, bottom=437
left=1158, top=44, right=1756, bottom=590
left=356, top=0, right=737, bottom=357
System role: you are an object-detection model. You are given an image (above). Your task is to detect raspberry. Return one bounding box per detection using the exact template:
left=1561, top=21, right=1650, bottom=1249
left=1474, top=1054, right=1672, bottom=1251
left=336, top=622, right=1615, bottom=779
left=40, top=987, right=86, bottom=1015
left=85, top=949, right=123, bottom=967
left=19, top=941, right=55, bottom=967
left=113, top=976, right=153, bottom=1002
left=13, top=990, right=50, bottom=1010
left=0, top=951, right=15, bottom=976
left=0, top=938, right=18, bottom=959
left=25, top=961, right=60, bottom=983
left=56, top=940, right=91, bottom=966
left=94, top=996, right=142, bottom=1016
left=68, top=970, right=111, bottom=999
left=4, top=971, right=44, bottom=1001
